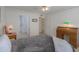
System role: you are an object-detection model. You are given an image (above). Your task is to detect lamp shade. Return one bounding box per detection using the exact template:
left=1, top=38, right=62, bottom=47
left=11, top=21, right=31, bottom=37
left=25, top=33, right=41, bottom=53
left=4, top=25, right=13, bottom=34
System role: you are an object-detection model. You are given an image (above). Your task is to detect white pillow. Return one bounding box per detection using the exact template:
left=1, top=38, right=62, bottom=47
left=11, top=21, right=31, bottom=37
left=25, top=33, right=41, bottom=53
left=0, top=34, right=11, bottom=52
left=53, top=36, right=73, bottom=52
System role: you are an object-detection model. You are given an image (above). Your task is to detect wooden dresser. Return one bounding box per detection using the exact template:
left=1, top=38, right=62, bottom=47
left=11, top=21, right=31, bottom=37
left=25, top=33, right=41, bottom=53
left=56, top=26, right=79, bottom=48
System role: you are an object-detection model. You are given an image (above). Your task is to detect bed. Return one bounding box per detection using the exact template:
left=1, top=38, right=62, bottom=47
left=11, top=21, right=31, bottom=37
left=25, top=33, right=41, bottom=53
left=53, top=36, right=74, bottom=52
left=11, top=35, right=74, bottom=52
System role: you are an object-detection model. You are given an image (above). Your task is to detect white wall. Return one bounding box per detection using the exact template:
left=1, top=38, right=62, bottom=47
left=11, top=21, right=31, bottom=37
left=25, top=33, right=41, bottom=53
left=0, top=7, right=6, bottom=35
left=5, top=7, right=40, bottom=39
left=45, top=7, right=79, bottom=37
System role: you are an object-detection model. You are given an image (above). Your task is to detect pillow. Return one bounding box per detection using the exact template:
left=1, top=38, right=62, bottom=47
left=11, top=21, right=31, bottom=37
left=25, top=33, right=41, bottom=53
left=0, top=34, right=11, bottom=52
left=53, top=36, right=73, bottom=52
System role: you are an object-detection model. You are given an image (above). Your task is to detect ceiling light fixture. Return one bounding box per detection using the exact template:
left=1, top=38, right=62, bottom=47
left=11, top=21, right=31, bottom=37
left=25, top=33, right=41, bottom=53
left=41, top=6, right=49, bottom=12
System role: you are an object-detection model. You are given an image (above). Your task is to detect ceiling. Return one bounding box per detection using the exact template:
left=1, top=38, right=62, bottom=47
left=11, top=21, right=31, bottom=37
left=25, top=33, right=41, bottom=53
left=6, top=6, right=77, bottom=14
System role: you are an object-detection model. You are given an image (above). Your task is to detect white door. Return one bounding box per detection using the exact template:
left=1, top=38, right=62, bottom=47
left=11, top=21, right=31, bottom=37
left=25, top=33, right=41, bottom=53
left=20, top=15, right=30, bottom=38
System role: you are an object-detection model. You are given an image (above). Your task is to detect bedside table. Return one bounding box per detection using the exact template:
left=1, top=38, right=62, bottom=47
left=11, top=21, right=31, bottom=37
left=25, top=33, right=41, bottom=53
left=7, top=33, right=16, bottom=40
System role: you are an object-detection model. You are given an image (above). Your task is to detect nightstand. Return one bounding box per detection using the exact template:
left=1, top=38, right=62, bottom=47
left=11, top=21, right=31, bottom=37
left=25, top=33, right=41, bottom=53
left=7, top=33, right=16, bottom=40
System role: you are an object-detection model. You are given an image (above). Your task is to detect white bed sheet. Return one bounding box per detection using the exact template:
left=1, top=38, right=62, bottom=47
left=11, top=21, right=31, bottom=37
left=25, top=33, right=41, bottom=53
left=53, top=36, right=73, bottom=52
left=0, top=34, right=11, bottom=52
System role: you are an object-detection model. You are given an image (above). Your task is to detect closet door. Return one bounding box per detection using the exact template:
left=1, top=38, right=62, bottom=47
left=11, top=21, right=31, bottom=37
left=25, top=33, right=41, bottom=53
left=20, top=15, right=30, bottom=38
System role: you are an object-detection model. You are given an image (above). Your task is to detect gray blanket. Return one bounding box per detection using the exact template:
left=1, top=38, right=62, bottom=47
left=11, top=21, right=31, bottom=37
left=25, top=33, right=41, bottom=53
left=11, top=35, right=55, bottom=52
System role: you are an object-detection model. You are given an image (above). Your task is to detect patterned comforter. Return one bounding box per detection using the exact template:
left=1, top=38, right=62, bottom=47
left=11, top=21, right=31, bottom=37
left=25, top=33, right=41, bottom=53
left=11, top=35, right=55, bottom=52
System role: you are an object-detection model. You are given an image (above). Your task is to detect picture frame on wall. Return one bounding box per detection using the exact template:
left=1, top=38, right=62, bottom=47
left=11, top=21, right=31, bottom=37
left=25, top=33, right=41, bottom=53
left=32, top=18, right=37, bottom=22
